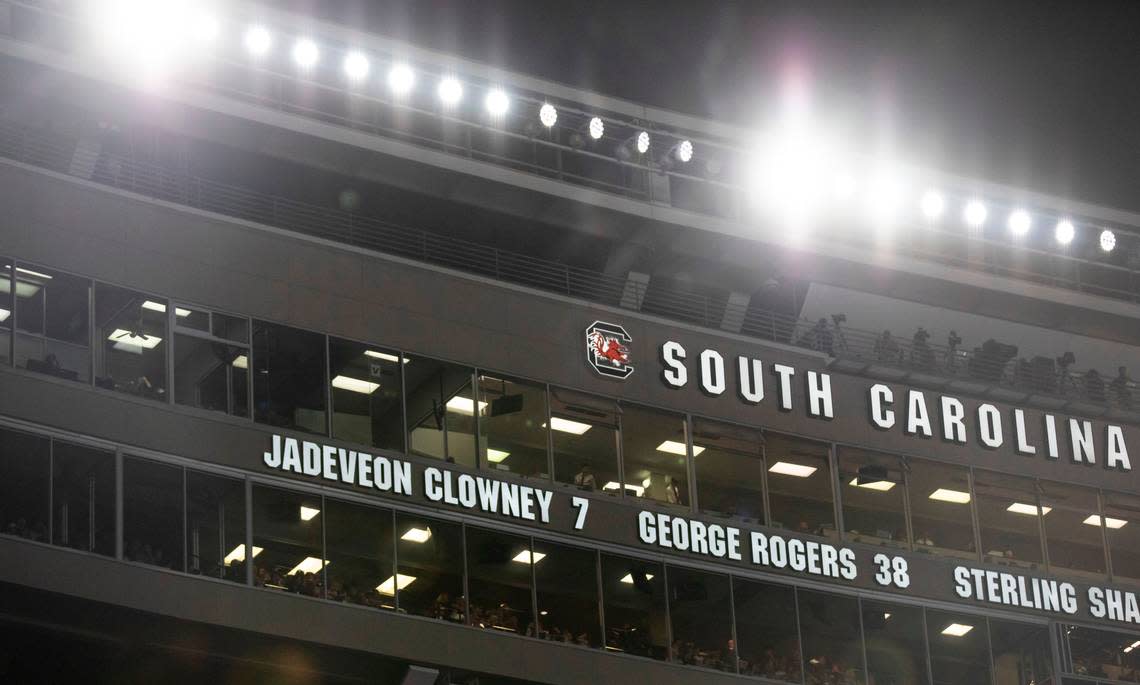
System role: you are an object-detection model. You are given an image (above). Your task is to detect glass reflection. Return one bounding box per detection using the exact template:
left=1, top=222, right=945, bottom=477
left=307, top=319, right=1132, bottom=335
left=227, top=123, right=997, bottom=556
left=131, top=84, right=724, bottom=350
left=186, top=471, right=246, bottom=582
left=329, top=338, right=404, bottom=453
left=862, top=600, right=926, bottom=685
left=692, top=419, right=765, bottom=522
left=94, top=284, right=167, bottom=399
left=251, top=486, right=324, bottom=597
left=766, top=433, right=835, bottom=537
left=550, top=389, right=620, bottom=494
left=975, top=471, right=1043, bottom=568
left=123, top=457, right=184, bottom=570
left=324, top=499, right=395, bottom=610
left=1065, top=624, right=1140, bottom=683
left=1039, top=481, right=1105, bottom=576
left=404, top=355, right=477, bottom=467
left=51, top=441, right=114, bottom=556
left=839, top=448, right=907, bottom=547
left=667, top=566, right=735, bottom=671
left=477, top=374, right=549, bottom=478
left=466, top=527, right=534, bottom=635
left=619, top=404, right=689, bottom=506
left=798, top=589, right=865, bottom=684
left=990, top=619, right=1052, bottom=685
left=908, top=459, right=977, bottom=559
left=15, top=264, right=90, bottom=382
left=1105, top=492, right=1140, bottom=582
left=0, top=427, right=49, bottom=543
left=532, top=540, right=600, bottom=647
left=734, top=578, right=800, bottom=682
left=601, top=554, right=667, bottom=660
left=927, top=610, right=991, bottom=684
left=394, top=513, right=464, bottom=621
left=252, top=322, right=328, bottom=434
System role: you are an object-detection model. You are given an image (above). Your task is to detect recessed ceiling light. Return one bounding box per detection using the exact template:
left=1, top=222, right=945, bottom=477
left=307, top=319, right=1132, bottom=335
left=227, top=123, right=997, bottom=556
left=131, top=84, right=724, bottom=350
left=548, top=417, right=592, bottom=435
left=769, top=461, right=817, bottom=478
left=656, top=440, right=704, bottom=456
left=928, top=488, right=971, bottom=504
left=287, top=557, right=328, bottom=576
left=376, top=574, right=416, bottom=595
left=941, top=623, right=974, bottom=637
left=446, top=396, right=487, bottom=415
left=363, top=350, right=409, bottom=364
left=141, top=300, right=190, bottom=316
left=299, top=505, right=320, bottom=521
left=223, top=544, right=262, bottom=565
left=1007, top=502, right=1051, bottom=516
left=619, top=572, right=654, bottom=584
left=232, top=355, right=248, bottom=369
left=487, top=448, right=510, bottom=463
left=401, top=527, right=431, bottom=543
left=512, top=551, right=546, bottom=564
left=602, top=482, right=644, bottom=497
left=1084, top=514, right=1128, bottom=529
left=108, top=329, right=162, bottom=350
left=331, top=375, right=380, bottom=394
left=849, top=477, right=895, bottom=492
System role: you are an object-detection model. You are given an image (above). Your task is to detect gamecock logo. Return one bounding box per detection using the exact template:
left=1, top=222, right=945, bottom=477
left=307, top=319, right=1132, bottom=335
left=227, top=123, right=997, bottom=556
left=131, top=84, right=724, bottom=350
left=586, top=321, right=634, bottom=379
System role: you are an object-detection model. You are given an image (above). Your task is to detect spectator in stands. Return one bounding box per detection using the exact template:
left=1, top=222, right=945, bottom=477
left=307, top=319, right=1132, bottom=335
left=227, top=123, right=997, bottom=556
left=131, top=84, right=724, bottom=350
left=664, top=477, right=681, bottom=505
left=946, top=330, right=962, bottom=373
left=1086, top=369, right=1106, bottom=403
left=1112, top=366, right=1133, bottom=408
left=573, top=464, right=596, bottom=490
left=873, top=330, right=899, bottom=363
left=1057, top=352, right=1077, bottom=395
left=911, top=327, right=934, bottom=370
left=811, top=318, right=834, bottom=355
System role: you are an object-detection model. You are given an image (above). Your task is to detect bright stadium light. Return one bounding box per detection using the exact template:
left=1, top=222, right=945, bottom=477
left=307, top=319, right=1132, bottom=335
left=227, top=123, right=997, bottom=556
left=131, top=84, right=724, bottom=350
left=964, top=200, right=988, bottom=228
left=920, top=190, right=945, bottom=220
left=387, top=63, right=414, bottom=95
left=539, top=103, right=558, bottom=128
left=342, top=51, right=370, bottom=81
left=677, top=139, right=694, bottom=163
left=188, top=10, right=219, bottom=42
left=1055, top=219, right=1075, bottom=245
left=244, top=25, right=271, bottom=57
left=291, top=38, right=319, bottom=69
left=485, top=88, right=510, bottom=116
left=1100, top=229, right=1117, bottom=252
left=1008, top=209, right=1032, bottom=236
left=588, top=116, right=605, bottom=140
left=865, top=171, right=905, bottom=227
left=437, top=77, right=463, bottom=105
left=636, top=131, right=650, bottom=154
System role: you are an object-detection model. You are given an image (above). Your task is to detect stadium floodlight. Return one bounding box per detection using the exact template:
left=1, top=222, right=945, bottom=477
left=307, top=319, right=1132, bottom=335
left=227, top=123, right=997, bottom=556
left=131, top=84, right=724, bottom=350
left=243, top=25, right=271, bottom=57
left=920, top=190, right=945, bottom=220
left=588, top=116, right=605, bottom=140
left=387, top=63, right=414, bottom=95
left=1008, top=209, right=1032, bottom=236
left=342, top=51, right=370, bottom=81
left=963, top=199, right=987, bottom=228
left=636, top=131, right=650, bottom=154
left=437, top=77, right=463, bottom=105
left=833, top=172, right=856, bottom=202
left=1054, top=219, right=1075, bottom=245
left=189, top=11, right=219, bottom=42
left=677, top=139, right=694, bottom=163
left=539, top=103, right=558, bottom=128
left=291, top=39, right=319, bottom=69
left=485, top=88, right=510, bottom=116
left=1100, top=229, right=1117, bottom=252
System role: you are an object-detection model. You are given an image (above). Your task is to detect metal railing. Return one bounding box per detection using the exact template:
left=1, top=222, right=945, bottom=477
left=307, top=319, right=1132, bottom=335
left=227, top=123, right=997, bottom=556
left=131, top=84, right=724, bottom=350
left=0, top=117, right=1135, bottom=413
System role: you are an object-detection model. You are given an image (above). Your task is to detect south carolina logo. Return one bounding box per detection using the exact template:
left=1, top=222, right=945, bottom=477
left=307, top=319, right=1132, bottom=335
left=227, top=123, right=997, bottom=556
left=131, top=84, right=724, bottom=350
left=586, top=321, right=634, bottom=379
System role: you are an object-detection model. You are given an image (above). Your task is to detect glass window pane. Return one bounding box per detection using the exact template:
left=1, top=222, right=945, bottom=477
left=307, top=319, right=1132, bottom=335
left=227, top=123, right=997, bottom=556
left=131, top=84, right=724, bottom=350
left=0, top=259, right=12, bottom=364
left=394, top=513, right=464, bottom=622
left=765, top=433, right=835, bottom=537
left=123, top=457, right=183, bottom=570
left=1039, top=481, right=1105, bottom=576
left=324, top=499, right=394, bottom=611
left=798, top=590, right=865, bottom=684
left=478, top=374, right=549, bottom=478
left=51, top=441, right=114, bottom=556
left=862, top=600, right=927, bottom=685
left=550, top=388, right=619, bottom=495
left=94, top=284, right=167, bottom=399
left=990, top=619, right=1053, bottom=685
left=927, top=609, right=991, bottom=685
left=667, top=567, right=734, bottom=672
left=0, top=427, right=50, bottom=542
left=908, top=458, right=977, bottom=559
left=839, top=448, right=907, bottom=548
left=186, top=471, right=246, bottom=583
left=177, top=305, right=248, bottom=343
left=329, top=338, right=404, bottom=453
left=976, top=471, right=1043, bottom=568
left=693, top=419, right=764, bottom=522
left=466, top=527, right=533, bottom=636
left=620, top=404, right=689, bottom=506
left=251, top=486, right=324, bottom=597
left=173, top=333, right=249, bottom=417
left=252, top=322, right=327, bottom=434
left=733, top=578, right=800, bottom=682
left=532, top=539, right=600, bottom=647
left=1105, top=492, right=1140, bottom=582
left=1065, top=625, right=1140, bottom=682
left=404, top=355, right=477, bottom=467
left=15, top=265, right=90, bottom=383
left=601, top=553, right=667, bottom=660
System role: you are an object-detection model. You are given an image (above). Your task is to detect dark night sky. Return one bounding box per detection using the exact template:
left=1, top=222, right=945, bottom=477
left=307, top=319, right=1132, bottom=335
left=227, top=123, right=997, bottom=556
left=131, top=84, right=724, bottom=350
left=274, top=0, right=1140, bottom=213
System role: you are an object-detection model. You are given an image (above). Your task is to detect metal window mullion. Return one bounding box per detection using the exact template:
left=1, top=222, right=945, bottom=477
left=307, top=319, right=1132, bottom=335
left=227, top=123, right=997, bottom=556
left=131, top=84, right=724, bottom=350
left=902, top=459, right=915, bottom=551
left=727, top=575, right=739, bottom=674
left=829, top=442, right=844, bottom=538
left=1035, top=480, right=1050, bottom=572
left=544, top=383, right=554, bottom=483
left=968, top=469, right=983, bottom=561
left=759, top=431, right=772, bottom=526
left=461, top=522, right=470, bottom=624
left=684, top=414, right=697, bottom=513
left=87, top=279, right=94, bottom=387
left=1099, top=490, right=1113, bottom=580
left=5, top=258, right=12, bottom=367
left=114, top=448, right=123, bottom=559
left=165, top=296, right=175, bottom=405
left=472, top=369, right=481, bottom=469
left=320, top=494, right=328, bottom=599
left=856, top=597, right=869, bottom=684
left=793, top=587, right=806, bottom=681
left=244, top=477, right=254, bottom=586
left=390, top=508, right=399, bottom=612
left=663, top=563, right=674, bottom=663
left=615, top=409, right=626, bottom=500
left=180, top=465, right=187, bottom=573
left=399, top=351, right=408, bottom=455
left=921, top=607, right=934, bottom=685
left=246, top=321, right=255, bottom=420
left=324, top=335, right=332, bottom=437
left=985, top=617, right=998, bottom=685
left=529, top=537, right=539, bottom=633
left=595, top=551, right=606, bottom=649
left=47, top=437, right=54, bottom=544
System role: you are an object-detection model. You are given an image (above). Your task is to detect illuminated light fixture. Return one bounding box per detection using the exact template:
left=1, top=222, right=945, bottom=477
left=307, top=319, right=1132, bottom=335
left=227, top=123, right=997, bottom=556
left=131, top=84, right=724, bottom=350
left=1008, top=209, right=1032, bottom=236
left=512, top=550, right=546, bottom=564
left=641, top=477, right=651, bottom=489
left=769, top=461, right=817, bottom=478
left=189, top=11, right=219, bottom=42
left=11, top=266, right=52, bottom=280
left=928, top=488, right=971, bottom=504
left=883, top=613, right=892, bottom=620
left=291, top=38, right=319, bottom=68
left=223, top=544, right=262, bottom=565
left=363, top=350, right=408, bottom=364
left=540, top=610, right=548, bottom=616
left=636, top=131, right=650, bottom=154
left=0, top=308, right=8, bottom=322
left=849, top=477, right=896, bottom=492
left=941, top=623, right=974, bottom=637
left=619, top=572, right=654, bottom=585
left=833, top=173, right=856, bottom=202
left=401, top=527, right=431, bottom=543
left=376, top=574, right=416, bottom=595
left=437, top=77, right=463, bottom=105
left=1084, top=514, right=1128, bottom=529
left=1100, top=229, right=1117, bottom=252
left=446, top=396, right=487, bottom=415
left=232, top=354, right=248, bottom=369
left=299, top=505, right=320, bottom=521
left=287, top=557, right=328, bottom=575
left=920, top=190, right=945, bottom=220
left=588, top=116, right=605, bottom=140
left=602, top=481, right=644, bottom=497
left=1007, top=502, right=1052, bottom=516
left=140, top=300, right=190, bottom=317
left=1055, top=219, right=1076, bottom=245
left=109, top=329, right=162, bottom=350
left=539, top=103, right=558, bottom=128
left=331, top=375, right=380, bottom=394
left=676, top=139, right=694, bottom=163
left=963, top=200, right=988, bottom=228
left=485, top=89, right=510, bottom=116
left=865, top=172, right=905, bottom=226
left=656, top=440, right=704, bottom=456
left=387, top=63, right=414, bottom=95
left=243, top=25, right=271, bottom=57
left=486, top=448, right=510, bottom=463
left=547, top=417, right=592, bottom=435
left=343, top=51, right=370, bottom=81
